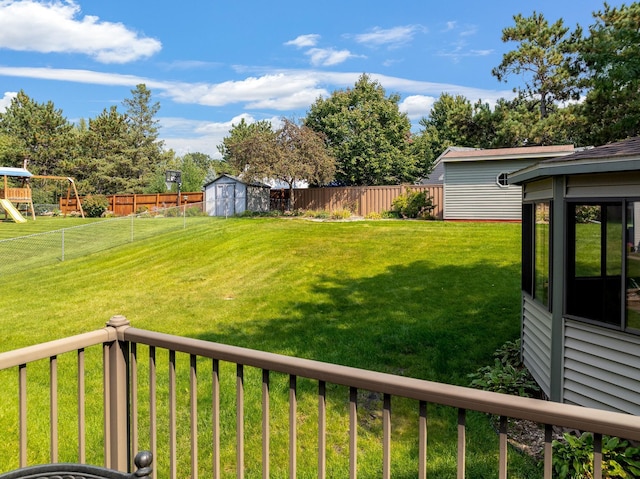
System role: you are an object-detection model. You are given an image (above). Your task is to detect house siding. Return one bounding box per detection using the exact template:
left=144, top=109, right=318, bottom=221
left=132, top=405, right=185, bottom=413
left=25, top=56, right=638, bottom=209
left=444, top=160, right=532, bottom=220
left=522, top=295, right=552, bottom=397
left=565, top=171, right=640, bottom=198
left=564, top=320, right=640, bottom=415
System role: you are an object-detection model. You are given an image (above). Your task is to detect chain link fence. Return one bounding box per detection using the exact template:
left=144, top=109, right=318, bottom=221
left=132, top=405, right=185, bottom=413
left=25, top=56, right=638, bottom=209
left=0, top=203, right=208, bottom=277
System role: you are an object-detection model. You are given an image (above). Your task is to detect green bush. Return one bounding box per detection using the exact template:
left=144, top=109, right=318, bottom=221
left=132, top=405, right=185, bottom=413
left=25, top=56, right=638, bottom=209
left=81, top=195, right=109, bottom=218
left=390, top=189, right=434, bottom=219
left=468, top=339, right=540, bottom=397
left=553, top=432, right=640, bottom=478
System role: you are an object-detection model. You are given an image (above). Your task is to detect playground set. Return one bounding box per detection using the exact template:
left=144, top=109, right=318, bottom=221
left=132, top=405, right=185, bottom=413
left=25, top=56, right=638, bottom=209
left=0, top=167, right=84, bottom=222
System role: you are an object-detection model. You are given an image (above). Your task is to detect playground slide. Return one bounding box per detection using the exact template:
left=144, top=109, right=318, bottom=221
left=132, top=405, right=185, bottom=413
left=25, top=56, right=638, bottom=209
left=0, top=198, right=26, bottom=223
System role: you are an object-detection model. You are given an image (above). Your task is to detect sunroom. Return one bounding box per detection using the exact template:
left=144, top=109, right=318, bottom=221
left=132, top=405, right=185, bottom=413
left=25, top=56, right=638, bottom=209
left=509, top=136, right=640, bottom=415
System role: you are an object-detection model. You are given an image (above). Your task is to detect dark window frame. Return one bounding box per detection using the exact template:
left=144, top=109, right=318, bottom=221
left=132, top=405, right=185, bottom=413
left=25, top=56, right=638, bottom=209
left=564, top=199, right=640, bottom=335
left=522, top=201, right=552, bottom=309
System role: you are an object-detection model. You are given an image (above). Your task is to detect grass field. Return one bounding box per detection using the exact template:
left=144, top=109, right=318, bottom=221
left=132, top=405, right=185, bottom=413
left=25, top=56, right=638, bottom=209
left=0, top=216, right=540, bottom=477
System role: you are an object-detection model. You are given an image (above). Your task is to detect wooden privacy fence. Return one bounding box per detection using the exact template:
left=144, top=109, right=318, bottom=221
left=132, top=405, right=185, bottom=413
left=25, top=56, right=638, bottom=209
left=60, top=192, right=204, bottom=216
left=292, top=185, right=443, bottom=219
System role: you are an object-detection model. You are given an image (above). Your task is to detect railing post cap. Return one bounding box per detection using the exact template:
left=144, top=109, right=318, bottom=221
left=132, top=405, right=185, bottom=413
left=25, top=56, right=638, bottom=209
left=106, top=315, right=130, bottom=328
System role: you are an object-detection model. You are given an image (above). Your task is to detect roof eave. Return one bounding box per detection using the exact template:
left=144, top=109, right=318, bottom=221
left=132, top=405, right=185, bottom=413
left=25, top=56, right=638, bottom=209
left=509, top=157, right=640, bottom=185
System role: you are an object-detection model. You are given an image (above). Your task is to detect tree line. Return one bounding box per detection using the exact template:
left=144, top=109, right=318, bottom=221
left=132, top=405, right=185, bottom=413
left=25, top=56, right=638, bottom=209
left=1, top=3, right=639, bottom=201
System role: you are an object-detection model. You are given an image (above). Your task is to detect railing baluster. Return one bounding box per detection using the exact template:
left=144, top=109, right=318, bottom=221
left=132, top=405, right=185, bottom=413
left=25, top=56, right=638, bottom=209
left=212, top=359, right=220, bottom=479
left=149, top=346, right=157, bottom=479
left=544, top=423, right=553, bottom=479
left=418, top=401, right=427, bottom=479
left=262, top=370, right=270, bottom=479
left=349, top=386, right=357, bottom=479
left=318, top=380, right=326, bottom=479
left=594, top=433, right=603, bottom=479
left=102, top=343, right=110, bottom=466
left=383, top=394, right=391, bottom=479
left=78, top=348, right=86, bottom=464
left=498, top=416, right=508, bottom=479
left=131, top=343, right=138, bottom=459
left=50, top=355, right=58, bottom=463
left=289, top=375, right=297, bottom=479
left=190, top=355, right=198, bottom=479
left=19, top=363, right=26, bottom=468
left=169, top=350, right=176, bottom=479
left=457, top=408, right=466, bottom=479
left=237, top=364, right=244, bottom=479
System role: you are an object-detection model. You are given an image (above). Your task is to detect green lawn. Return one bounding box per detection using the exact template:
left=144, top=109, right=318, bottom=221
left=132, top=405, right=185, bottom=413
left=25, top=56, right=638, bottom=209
left=0, top=217, right=540, bottom=478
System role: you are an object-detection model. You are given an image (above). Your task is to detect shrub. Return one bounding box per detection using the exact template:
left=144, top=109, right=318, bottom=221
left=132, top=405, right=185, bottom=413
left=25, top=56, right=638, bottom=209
left=390, top=189, right=434, bottom=219
left=303, top=209, right=330, bottom=219
left=365, top=211, right=383, bottom=220
left=331, top=208, right=352, bottom=220
left=82, top=195, right=109, bottom=218
left=468, top=339, right=540, bottom=397
left=553, top=432, right=640, bottom=478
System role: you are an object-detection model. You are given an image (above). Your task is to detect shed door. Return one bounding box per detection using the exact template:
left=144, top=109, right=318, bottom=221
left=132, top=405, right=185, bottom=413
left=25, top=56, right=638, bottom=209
left=216, top=183, right=235, bottom=217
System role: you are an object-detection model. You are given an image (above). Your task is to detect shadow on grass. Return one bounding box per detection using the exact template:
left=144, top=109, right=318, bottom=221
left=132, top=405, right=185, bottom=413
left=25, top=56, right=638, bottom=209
left=192, top=259, right=541, bottom=478
left=197, top=259, right=521, bottom=385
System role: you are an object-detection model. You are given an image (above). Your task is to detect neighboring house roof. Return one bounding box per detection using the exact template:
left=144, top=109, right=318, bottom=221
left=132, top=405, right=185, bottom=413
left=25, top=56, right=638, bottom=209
left=509, top=136, right=640, bottom=185
left=204, top=173, right=271, bottom=189
left=0, top=167, right=32, bottom=178
left=437, top=144, right=576, bottom=163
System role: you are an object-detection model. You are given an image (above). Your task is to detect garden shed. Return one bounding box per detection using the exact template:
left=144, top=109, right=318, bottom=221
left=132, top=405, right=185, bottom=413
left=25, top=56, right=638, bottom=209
left=204, top=174, right=270, bottom=217
left=434, top=145, right=576, bottom=220
left=509, top=136, right=640, bottom=415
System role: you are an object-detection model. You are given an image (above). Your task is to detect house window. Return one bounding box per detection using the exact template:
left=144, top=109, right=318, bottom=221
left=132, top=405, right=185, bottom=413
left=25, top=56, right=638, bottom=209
left=496, top=172, right=509, bottom=187
left=566, top=203, right=623, bottom=327
left=522, top=202, right=551, bottom=308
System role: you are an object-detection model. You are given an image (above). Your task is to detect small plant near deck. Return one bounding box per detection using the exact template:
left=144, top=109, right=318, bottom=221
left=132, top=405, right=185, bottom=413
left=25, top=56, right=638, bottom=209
left=552, top=432, right=640, bottom=478
left=468, top=339, right=540, bottom=397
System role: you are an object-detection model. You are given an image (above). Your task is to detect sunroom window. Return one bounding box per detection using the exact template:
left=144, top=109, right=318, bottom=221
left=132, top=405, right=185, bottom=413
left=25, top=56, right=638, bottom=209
left=566, top=203, right=623, bottom=327
left=534, top=203, right=550, bottom=307
left=522, top=202, right=551, bottom=308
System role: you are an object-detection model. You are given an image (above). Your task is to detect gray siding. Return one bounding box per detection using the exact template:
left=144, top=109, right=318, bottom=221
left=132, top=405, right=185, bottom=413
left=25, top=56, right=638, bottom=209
left=522, top=178, right=553, bottom=202
left=564, top=320, right=640, bottom=415
left=566, top=171, right=640, bottom=198
left=444, top=160, right=533, bottom=220
left=522, top=295, right=552, bottom=397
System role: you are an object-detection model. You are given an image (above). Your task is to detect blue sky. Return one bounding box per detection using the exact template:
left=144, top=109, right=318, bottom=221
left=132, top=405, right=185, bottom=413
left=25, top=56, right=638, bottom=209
left=0, top=0, right=626, bottom=158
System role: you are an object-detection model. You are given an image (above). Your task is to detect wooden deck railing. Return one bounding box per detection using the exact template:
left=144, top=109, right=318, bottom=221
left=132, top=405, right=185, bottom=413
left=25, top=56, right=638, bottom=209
left=0, top=316, right=639, bottom=479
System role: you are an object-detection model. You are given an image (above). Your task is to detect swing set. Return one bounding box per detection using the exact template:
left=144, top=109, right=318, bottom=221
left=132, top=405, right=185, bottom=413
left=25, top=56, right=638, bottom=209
left=0, top=167, right=84, bottom=222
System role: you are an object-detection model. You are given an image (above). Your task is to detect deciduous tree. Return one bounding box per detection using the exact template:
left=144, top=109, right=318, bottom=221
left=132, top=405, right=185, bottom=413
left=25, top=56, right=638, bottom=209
left=305, top=74, right=422, bottom=186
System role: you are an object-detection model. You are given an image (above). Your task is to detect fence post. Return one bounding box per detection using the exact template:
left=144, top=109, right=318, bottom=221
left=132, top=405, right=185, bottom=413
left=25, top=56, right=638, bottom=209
left=104, top=315, right=131, bottom=472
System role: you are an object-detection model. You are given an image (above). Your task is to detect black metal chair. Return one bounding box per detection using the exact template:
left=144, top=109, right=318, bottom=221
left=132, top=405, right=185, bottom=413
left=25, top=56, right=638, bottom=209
left=0, top=451, right=152, bottom=479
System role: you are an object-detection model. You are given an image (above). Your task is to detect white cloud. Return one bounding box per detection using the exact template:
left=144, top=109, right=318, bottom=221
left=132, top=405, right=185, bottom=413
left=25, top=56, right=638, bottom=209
left=160, top=114, right=283, bottom=159
left=305, top=48, right=355, bottom=67
left=354, top=25, right=426, bottom=48
left=285, top=34, right=320, bottom=48
left=0, top=91, right=17, bottom=112
left=0, top=0, right=161, bottom=63
left=165, top=72, right=331, bottom=111
left=0, top=65, right=515, bottom=114
left=399, top=95, right=437, bottom=120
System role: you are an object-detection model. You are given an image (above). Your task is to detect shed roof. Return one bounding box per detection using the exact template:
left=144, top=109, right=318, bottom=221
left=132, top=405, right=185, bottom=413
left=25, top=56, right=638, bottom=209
left=0, top=167, right=32, bottom=178
left=509, top=137, right=640, bottom=185
left=204, top=173, right=271, bottom=189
